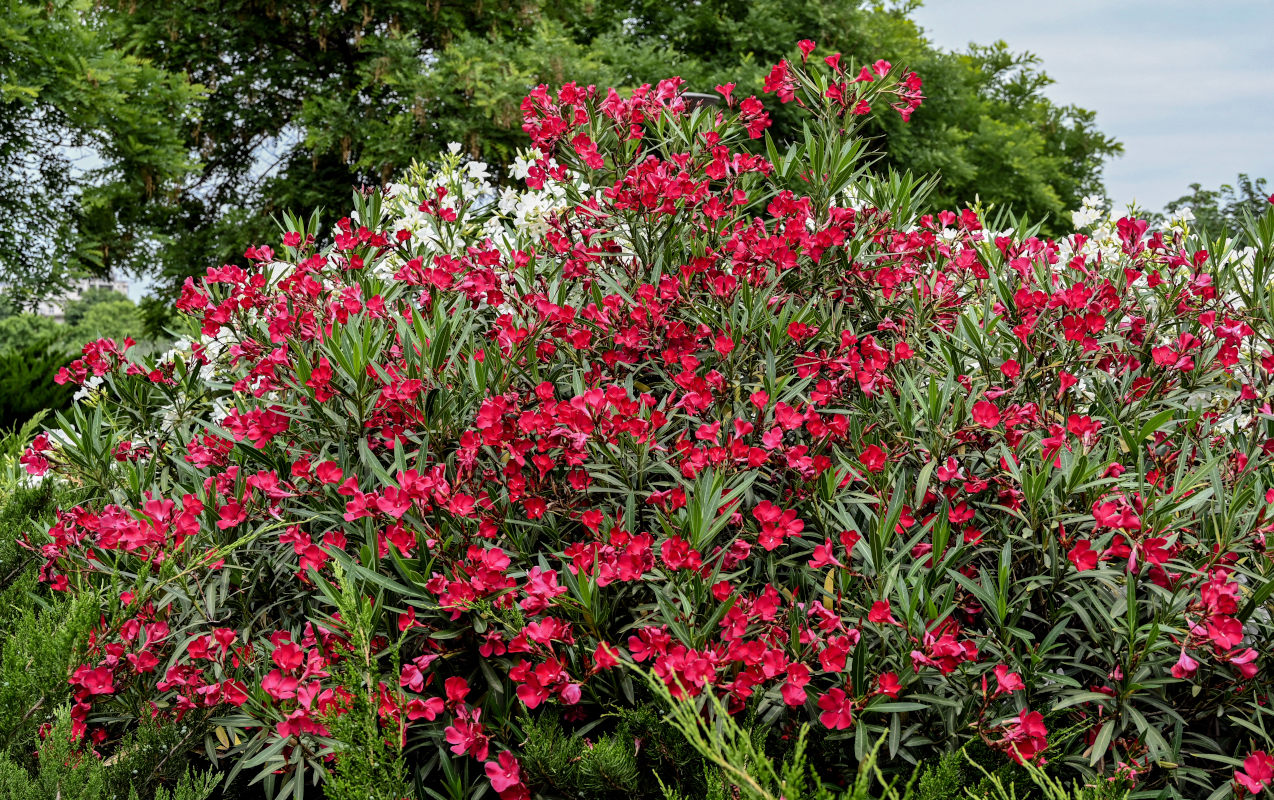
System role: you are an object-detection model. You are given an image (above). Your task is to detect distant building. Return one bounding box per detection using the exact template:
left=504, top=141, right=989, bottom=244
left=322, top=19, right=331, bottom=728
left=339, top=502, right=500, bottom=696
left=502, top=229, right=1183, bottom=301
left=35, top=277, right=131, bottom=324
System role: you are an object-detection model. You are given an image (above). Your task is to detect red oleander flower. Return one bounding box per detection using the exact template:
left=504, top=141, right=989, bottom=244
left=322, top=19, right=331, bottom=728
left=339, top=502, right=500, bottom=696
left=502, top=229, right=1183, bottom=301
left=1235, top=751, right=1274, bottom=795
left=817, top=687, right=854, bottom=730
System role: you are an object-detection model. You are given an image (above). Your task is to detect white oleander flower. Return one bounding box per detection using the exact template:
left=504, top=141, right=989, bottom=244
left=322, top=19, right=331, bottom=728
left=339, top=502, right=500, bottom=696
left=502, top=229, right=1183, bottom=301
left=1071, top=206, right=1101, bottom=228
left=73, top=373, right=105, bottom=403
left=209, top=397, right=232, bottom=425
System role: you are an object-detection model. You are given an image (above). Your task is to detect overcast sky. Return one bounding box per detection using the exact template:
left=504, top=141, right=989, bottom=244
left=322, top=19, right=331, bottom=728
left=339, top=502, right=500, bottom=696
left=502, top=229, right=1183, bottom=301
left=911, top=0, right=1274, bottom=212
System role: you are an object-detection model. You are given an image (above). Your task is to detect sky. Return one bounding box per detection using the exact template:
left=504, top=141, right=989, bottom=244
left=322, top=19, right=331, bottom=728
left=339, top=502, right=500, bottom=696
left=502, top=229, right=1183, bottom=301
left=911, top=0, right=1274, bottom=213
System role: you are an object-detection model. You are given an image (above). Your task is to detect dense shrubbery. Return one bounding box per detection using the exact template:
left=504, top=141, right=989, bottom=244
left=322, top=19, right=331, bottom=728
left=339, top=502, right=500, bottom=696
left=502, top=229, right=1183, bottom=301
left=0, top=289, right=152, bottom=430
left=10, top=43, right=1274, bottom=800
left=0, top=426, right=216, bottom=800
left=0, top=338, right=76, bottom=431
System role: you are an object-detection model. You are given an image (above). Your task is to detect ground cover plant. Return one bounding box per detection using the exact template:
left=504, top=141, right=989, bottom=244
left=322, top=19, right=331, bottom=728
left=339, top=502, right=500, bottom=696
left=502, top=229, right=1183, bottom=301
left=9, top=42, right=1274, bottom=800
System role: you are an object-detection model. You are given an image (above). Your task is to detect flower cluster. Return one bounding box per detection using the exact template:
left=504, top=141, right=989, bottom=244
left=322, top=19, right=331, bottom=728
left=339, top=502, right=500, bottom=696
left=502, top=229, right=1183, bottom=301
left=20, top=42, right=1274, bottom=798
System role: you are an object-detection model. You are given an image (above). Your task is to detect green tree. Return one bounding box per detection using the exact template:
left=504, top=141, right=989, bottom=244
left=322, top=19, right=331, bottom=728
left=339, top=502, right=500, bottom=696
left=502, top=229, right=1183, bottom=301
left=565, top=1, right=1121, bottom=231
left=98, top=0, right=1119, bottom=311
left=0, top=292, right=142, bottom=430
left=0, top=314, right=62, bottom=354
left=1163, top=173, right=1271, bottom=244
left=0, top=0, right=203, bottom=307
left=62, top=287, right=128, bottom=328
left=0, top=337, right=75, bottom=430
left=68, top=297, right=144, bottom=346
left=0, top=315, right=73, bottom=431
left=60, top=286, right=145, bottom=346
left=0, top=291, right=144, bottom=352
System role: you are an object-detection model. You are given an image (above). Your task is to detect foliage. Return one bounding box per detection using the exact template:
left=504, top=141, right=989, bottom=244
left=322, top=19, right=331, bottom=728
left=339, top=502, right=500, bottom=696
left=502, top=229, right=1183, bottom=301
left=518, top=707, right=706, bottom=798
left=0, top=413, right=50, bottom=488
left=968, top=757, right=1130, bottom=800
left=0, top=473, right=86, bottom=756
left=586, top=2, right=1120, bottom=231
left=0, top=474, right=60, bottom=638
left=0, top=291, right=150, bottom=430
left=648, top=674, right=1129, bottom=800
left=90, top=0, right=1118, bottom=310
left=0, top=443, right=216, bottom=799
left=0, top=313, right=62, bottom=351
left=16, top=45, right=1274, bottom=800
left=65, top=291, right=146, bottom=346
left=0, top=706, right=219, bottom=800
left=1162, top=174, right=1273, bottom=246
left=0, top=590, right=98, bottom=757
left=0, top=0, right=203, bottom=304
left=0, top=337, right=76, bottom=431
left=314, top=562, right=414, bottom=800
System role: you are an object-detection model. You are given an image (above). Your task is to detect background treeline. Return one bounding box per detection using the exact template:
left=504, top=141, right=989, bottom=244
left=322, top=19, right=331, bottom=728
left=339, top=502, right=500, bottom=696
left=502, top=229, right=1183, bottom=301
left=6, top=0, right=1265, bottom=322
left=5, top=0, right=1125, bottom=315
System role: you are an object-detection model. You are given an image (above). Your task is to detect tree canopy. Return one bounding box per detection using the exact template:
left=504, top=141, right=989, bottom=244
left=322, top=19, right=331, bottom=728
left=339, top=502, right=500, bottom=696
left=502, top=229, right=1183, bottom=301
left=0, top=0, right=203, bottom=307
left=5, top=0, right=1123, bottom=310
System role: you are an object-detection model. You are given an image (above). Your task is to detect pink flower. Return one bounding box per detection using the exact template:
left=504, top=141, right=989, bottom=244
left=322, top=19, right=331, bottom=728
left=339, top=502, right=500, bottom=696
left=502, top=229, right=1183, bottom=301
left=1227, top=647, right=1260, bottom=680
left=1002, top=709, right=1048, bottom=765
left=20, top=432, right=51, bottom=475
left=753, top=501, right=804, bottom=551
left=1066, top=414, right=1102, bottom=448
left=1206, top=616, right=1244, bottom=649
left=868, top=600, right=899, bottom=626
left=593, top=642, right=620, bottom=671
left=762, top=60, right=796, bottom=103
left=971, top=400, right=1001, bottom=428
left=445, top=676, right=471, bottom=705
left=782, top=663, right=811, bottom=706
left=993, top=664, right=1024, bottom=695
left=315, top=460, right=343, bottom=484
left=401, top=664, right=425, bottom=693
left=1068, top=540, right=1099, bottom=571
left=1170, top=649, right=1199, bottom=680
left=817, top=687, right=854, bottom=730
left=714, top=333, right=735, bottom=356
left=445, top=714, right=490, bottom=760
left=222, top=679, right=250, bottom=706
left=1235, top=751, right=1274, bottom=795
left=262, top=669, right=299, bottom=701
left=809, top=537, right=842, bottom=568
left=859, top=444, right=887, bottom=473
left=71, top=665, right=114, bottom=696
left=485, top=751, right=525, bottom=793
left=271, top=640, right=305, bottom=672
left=875, top=672, right=902, bottom=699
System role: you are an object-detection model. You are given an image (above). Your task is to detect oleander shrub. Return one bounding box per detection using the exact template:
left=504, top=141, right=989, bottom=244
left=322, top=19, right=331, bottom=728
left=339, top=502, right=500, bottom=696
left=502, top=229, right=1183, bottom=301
left=0, top=443, right=218, bottom=800
left=16, top=41, right=1274, bottom=800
